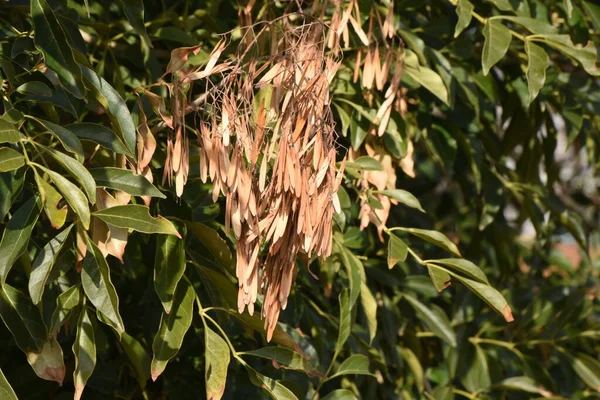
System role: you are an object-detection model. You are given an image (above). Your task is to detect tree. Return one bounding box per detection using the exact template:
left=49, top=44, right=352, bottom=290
left=0, top=0, right=599, bottom=398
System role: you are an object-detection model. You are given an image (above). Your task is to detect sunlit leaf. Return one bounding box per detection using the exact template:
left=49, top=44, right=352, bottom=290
left=0, top=148, right=25, bottom=172
left=73, top=307, right=96, bottom=400
left=454, top=0, right=474, bottom=38
left=93, top=205, right=180, bottom=237
left=90, top=167, right=165, bottom=198
left=481, top=20, right=512, bottom=75
left=329, top=354, right=374, bottom=380
left=26, top=338, right=65, bottom=385
left=525, top=40, right=549, bottom=104
left=204, top=326, right=230, bottom=400
left=49, top=285, right=82, bottom=336
left=403, top=293, right=457, bottom=347
left=0, top=368, right=17, bottom=400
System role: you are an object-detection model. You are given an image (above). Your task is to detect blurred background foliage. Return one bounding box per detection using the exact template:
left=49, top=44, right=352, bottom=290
left=0, top=0, right=599, bottom=399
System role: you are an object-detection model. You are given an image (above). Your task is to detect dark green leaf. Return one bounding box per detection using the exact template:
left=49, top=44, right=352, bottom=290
left=184, top=222, right=233, bottom=268
left=120, top=332, right=151, bottom=389
left=49, top=285, right=82, bottom=336
left=567, top=352, right=600, bottom=392
left=334, top=289, right=351, bottom=359
left=120, top=0, right=153, bottom=47
left=16, top=81, right=52, bottom=97
left=0, top=284, right=47, bottom=352
left=242, top=347, right=321, bottom=377
left=244, top=364, right=299, bottom=400
left=532, top=34, right=600, bottom=76
left=154, top=234, right=186, bottom=313
left=403, top=293, right=457, bottom=347
left=90, top=167, right=164, bottom=198
left=360, top=281, right=377, bottom=345
left=66, top=123, right=131, bottom=156
left=321, top=390, right=357, bottom=400
left=29, top=117, right=84, bottom=162
left=45, top=148, right=96, bottom=203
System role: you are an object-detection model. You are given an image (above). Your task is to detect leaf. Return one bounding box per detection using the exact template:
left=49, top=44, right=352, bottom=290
left=425, top=258, right=489, bottom=284
left=66, top=123, right=131, bottom=156
left=449, top=272, right=514, bottom=322
left=184, top=222, right=233, bottom=268
left=0, top=118, right=22, bottom=143
left=565, top=0, right=573, bottom=17
left=455, top=0, right=474, bottom=38
left=339, top=247, right=363, bottom=306
left=360, top=281, right=377, bottom=345
left=334, top=289, right=352, bottom=360
left=73, top=307, right=96, bottom=400
left=81, top=239, right=125, bottom=336
left=398, top=227, right=461, bottom=256
left=90, top=167, right=165, bottom=198
left=321, top=390, right=358, bottom=400
left=16, top=81, right=52, bottom=97
left=497, top=16, right=558, bottom=35
left=35, top=174, right=67, bottom=229
left=29, top=224, right=73, bottom=304
left=244, top=364, right=299, bottom=400
left=525, top=40, right=549, bottom=104
left=403, top=293, right=457, bottom=347
left=38, top=165, right=91, bottom=229
left=427, top=266, right=452, bottom=292
left=49, top=285, right=82, bottom=336
left=481, top=20, right=512, bottom=75
left=120, top=0, right=153, bottom=48
left=26, top=338, right=65, bottom=385
left=93, top=205, right=180, bottom=237
left=491, top=376, right=547, bottom=395
left=582, top=1, right=600, bottom=31
left=404, top=62, right=450, bottom=105
left=532, top=34, right=600, bottom=76
left=31, top=0, right=84, bottom=98
left=376, top=189, right=425, bottom=212
left=154, top=233, right=186, bottom=313
left=0, top=196, right=42, bottom=284
left=567, top=352, right=600, bottom=392
left=30, top=117, right=84, bottom=161
left=151, top=278, right=195, bottom=380
left=242, top=347, right=321, bottom=377
left=0, top=369, right=17, bottom=400
left=462, top=345, right=491, bottom=392
left=484, top=0, right=513, bottom=11
left=398, top=346, right=424, bottom=392
left=0, top=147, right=25, bottom=172
left=387, top=234, right=408, bottom=268
left=205, top=326, right=230, bottom=400
left=0, top=284, right=47, bottom=352
left=81, top=65, right=137, bottom=155
left=329, top=354, right=374, bottom=380
left=120, top=332, right=150, bottom=389
left=345, top=156, right=383, bottom=171
left=45, top=148, right=96, bottom=203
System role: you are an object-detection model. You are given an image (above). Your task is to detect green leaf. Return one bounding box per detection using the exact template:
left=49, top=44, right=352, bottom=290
left=151, top=278, right=195, bottom=380
left=73, top=307, right=96, bottom=400
left=462, top=345, right=491, bottom=392
left=16, top=81, right=52, bottom=97
left=398, top=346, right=424, bottom=392
left=376, top=189, right=425, bottom=212
left=90, top=167, right=165, bottom=198
left=184, top=222, right=233, bottom=268
left=525, top=40, right=549, bottom=104
left=0, top=284, right=47, bottom=352
left=45, top=148, right=96, bottom=203
left=496, top=16, right=558, bottom=35
left=567, top=352, right=600, bottom=392
left=481, top=20, right=512, bottom=75
left=120, top=0, right=153, bottom=48
left=329, top=354, right=374, bottom=380
left=321, top=390, right=358, bottom=400
left=35, top=173, right=67, bottom=229
left=454, top=0, right=474, bottom=38
left=484, top=0, right=513, bottom=11
left=334, top=289, right=351, bottom=359
left=66, top=123, right=131, bottom=156
left=120, top=332, right=151, bottom=389
left=404, top=56, right=450, bottom=105
left=0, top=147, right=25, bottom=172
left=0, top=118, right=22, bottom=143
left=81, top=239, right=125, bottom=336
left=531, top=34, right=600, bottom=76
left=0, top=196, right=42, bottom=284
left=31, top=0, right=84, bottom=98
left=448, top=272, right=514, bottom=322
left=564, top=0, right=573, bottom=17
left=244, top=364, right=299, bottom=400
left=427, top=265, right=452, bottom=292
left=154, top=233, right=186, bottom=313
left=397, top=227, right=461, bottom=256
left=26, top=338, right=65, bottom=385
left=81, top=65, right=137, bottom=155
left=0, top=368, right=17, bottom=400
left=345, top=156, right=383, bottom=171
left=29, top=117, right=84, bottom=161
left=93, top=205, right=180, bottom=237
left=339, top=246, right=363, bottom=307
left=38, top=165, right=91, bottom=229
left=403, top=293, right=457, bottom=347
left=491, top=376, right=546, bottom=394
left=360, top=281, right=377, bottom=345
left=49, top=285, right=82, bottom=336
left=582, top=1, right=600, bottom=31
left=241, top=347, right=321, bottom=377
left=29, top=224, right=73, bottom=304
left=425, top=258, right=489, bottom=284
left=205, top=326, right=230, bottom=400
left=387, top=234, right=408, bottom=269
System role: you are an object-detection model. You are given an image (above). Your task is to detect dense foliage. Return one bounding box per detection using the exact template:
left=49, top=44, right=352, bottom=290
left=0, top=0, right=599, bottom=399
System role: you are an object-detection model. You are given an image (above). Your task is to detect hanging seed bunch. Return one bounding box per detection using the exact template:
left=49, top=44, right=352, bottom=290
left=193, top=16, right=346, bottom=340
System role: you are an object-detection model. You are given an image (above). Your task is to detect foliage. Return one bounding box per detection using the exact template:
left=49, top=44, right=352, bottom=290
left=0, top=0, right=599, bottom=399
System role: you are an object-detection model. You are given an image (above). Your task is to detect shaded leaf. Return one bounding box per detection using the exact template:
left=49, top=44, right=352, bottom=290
left=532, top=34, right=600, bottom=76
left=244, top=364, right=299, bottom=400
left=90, top=167, right=164, bottom=198
left=151, top=278, right=195, bottom=380
left=482, top=20, right=512, bottom=75
left=184, top=221, right=233, bottom=268
left=0, top=196, right=42, bottom=284
left=334, top=289, right=351, bottom=360
left=403, top=293, right=457, bottom=347
left=376, top=189, right=425, bottom=212
left=449, top=272, right=514, bottom=322
left=567, top=352, right=600, bottom=392
left=398, top=346, right=424, bottom=392
left=242, top=347, right=321, bottom=377
left=120, top=0, right=153, bottom=47
left=66, top=123, right=131, bottom=156
left=425, top=258, right=488, bottom=284
left=205, top=326, right=230, bottom=400
left=0, top=284, right=47, bottom=352
left=525, top=40, right=549, bottom=103
left=491, top=376, right=548, bottom=395
left=73, top=307, right=96, bottom=400
left=329, top=354, right=374, bottom=380
left=29, top=224, right=73, bottom=304
left=321, top=390, right=357, bottom=400
left=360, top=281, right=377, bottom=344
left=455, top=0, right=474, bottom=38
left=398, top=227, right=461, bottom=256
left=16, top=81, right=52, bottom=97
left=93, top=205, right=180, bottom=237
left=154, top=233, right=186, bottom=313
left=45, top=147, right=96, bottom=203
left=81, top=239, right=125, bottom=336
left=387, top=234, right=408, bottom=268
left=30, top=117, right=84, bottom=161
left=49, top=285, right=82, bottom=336
left=120, top=332, right=150, bottom=389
